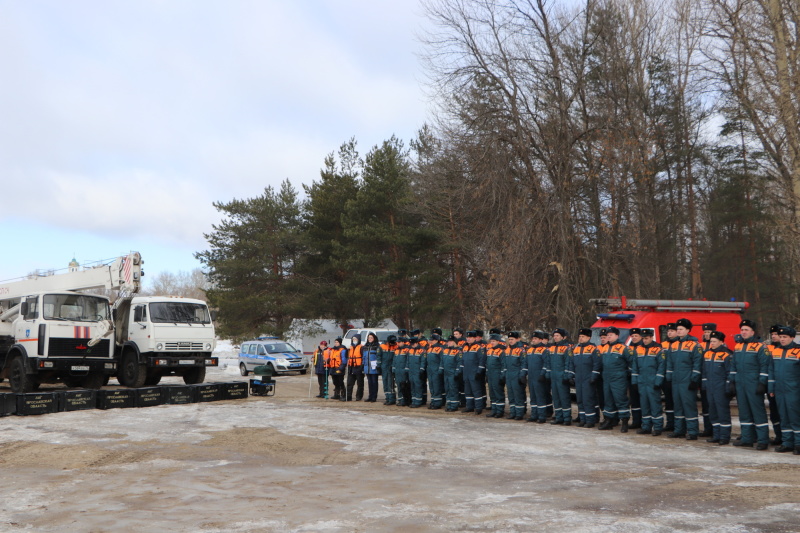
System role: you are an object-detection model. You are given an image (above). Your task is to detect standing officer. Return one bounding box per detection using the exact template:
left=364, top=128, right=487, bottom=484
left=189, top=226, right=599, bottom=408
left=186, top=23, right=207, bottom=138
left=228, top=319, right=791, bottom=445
left=406, top=336, right=427, bottom=408
left=661, top=323, right=678, bottom=431
left=699, top=323, right=718, bottom=437
left=702, top=331, right=734, bottom=445
left=329, top=337, right=348, bottom=401
left=598, top=327, right=634, bottom=432
left=665, top=318, right=704, bottom=440
left=453, top=327, right=467, bottom=407
left=595, top=328, right=608, bottom=418
left=545, top=328, right=572, bottom=425
left=346, top=334, right=365, bottom=401
left=567, top=328, right=601, bottom=428
left=769, top=326, right=800, bottom=453
left=312, top=340, right=330, bottom=398
left=380, top=335, right=397, bottom=405
left=442, top=335, right=463, bottom=412
left=627, top=328, right=643, bottom=430
left=426, top=328, right=446, bottom=409
left=505, top=332, right=527, bottom=420
left=730, top=320, right=770, bottom=449
left=393, top=335, right=410, bottom=407
left=524, top=331, right=550, bottom=423
left=767, top=325, right=784, bottom=446
left=632, top=329, right=666, bottom=435
left=461, top=331, right=487, bottom=415
left=486, top=332, right=507, bottom=418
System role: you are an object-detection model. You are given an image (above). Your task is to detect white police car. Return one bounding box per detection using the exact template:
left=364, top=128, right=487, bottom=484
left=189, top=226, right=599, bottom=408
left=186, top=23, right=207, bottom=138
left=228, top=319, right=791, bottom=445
left=238, top=337, right=309, bottom=376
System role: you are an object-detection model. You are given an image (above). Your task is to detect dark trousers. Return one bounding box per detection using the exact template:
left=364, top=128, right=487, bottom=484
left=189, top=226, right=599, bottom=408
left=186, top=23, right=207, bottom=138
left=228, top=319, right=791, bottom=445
left=316, top=373, right=328, bottom=397
left=769, top=393, right=782, bottom=441
left=366, top=374, right=379, bottom=401
left=663, top=380, right=675, bottom=429
left=331, top=374, right=345, bottom=399
left=346, top=371, right=364, bottom=401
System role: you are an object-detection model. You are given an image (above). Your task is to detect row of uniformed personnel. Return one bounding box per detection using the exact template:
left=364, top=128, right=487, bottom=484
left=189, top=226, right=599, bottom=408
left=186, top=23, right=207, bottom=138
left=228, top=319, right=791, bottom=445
left=311, top=320, right=800, bottom=454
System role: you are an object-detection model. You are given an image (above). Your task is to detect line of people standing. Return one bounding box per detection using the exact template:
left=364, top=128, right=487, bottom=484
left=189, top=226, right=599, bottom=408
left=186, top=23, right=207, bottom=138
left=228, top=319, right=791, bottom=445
left=311, top=320, right=800, bottom=454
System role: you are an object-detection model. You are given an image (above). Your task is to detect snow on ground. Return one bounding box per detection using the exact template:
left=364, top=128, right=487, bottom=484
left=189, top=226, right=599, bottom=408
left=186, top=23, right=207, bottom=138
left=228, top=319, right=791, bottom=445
left=1, top=369, right=799, bottom=532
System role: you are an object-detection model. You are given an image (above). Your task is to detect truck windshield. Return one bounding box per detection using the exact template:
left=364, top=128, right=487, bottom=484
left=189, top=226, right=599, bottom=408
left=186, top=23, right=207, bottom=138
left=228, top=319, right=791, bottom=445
left=149, top=302, right=211, bottom=324
left=43, top=294, right=110, bottom=322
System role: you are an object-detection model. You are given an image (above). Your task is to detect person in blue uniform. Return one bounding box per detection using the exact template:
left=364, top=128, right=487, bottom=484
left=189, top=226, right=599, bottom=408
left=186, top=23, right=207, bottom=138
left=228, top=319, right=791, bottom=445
left=632, top=328, right=666, bottom=435
left=598, top=327, right=634, bottom=432
left=699, top=323, right=718, bottom=437
left=380, top=335, right=397, bottom=405
left=545, top=328, right=572, bottom=425
left=767, top=325, right=784, bottom=446
left=627, top=328, right=643, bottom=429
left=485, top=332, right=507, bottom=418
left=567, top=328, right=600, bottom=428
left=406, top=336, right=427, bottom=408
left=393, top=335, right=410, bottom=407
left=769, top=326, right=800, bottom=453
left=505, top=331, right=527, bottom=420
left=461, top=331, right=487, bottom=415
left=661, top=323, right=678, bottom=431
left=702, top=331, right=734, bottom=445
left=730, top=320, right=771, bottom=450
left=665, top=318, right=704, bottom=440
left=524, top=331, right=550, bottom=423
left=442, top=335, right=463, bottom=412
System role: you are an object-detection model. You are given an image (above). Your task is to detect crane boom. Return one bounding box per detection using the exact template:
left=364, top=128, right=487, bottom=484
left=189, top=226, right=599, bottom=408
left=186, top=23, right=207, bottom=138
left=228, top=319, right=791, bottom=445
left=0, top=253, right=142, bottom=302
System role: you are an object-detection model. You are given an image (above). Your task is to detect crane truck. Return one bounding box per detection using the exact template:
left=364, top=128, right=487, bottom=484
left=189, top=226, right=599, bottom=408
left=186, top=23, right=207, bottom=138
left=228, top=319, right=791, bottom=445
left=0, top=253, right=218, bottom=393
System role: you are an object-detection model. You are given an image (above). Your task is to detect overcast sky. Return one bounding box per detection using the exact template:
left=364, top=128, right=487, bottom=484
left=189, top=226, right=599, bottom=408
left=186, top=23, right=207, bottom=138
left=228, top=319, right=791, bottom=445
left=0, top=0, right=431, bottom=285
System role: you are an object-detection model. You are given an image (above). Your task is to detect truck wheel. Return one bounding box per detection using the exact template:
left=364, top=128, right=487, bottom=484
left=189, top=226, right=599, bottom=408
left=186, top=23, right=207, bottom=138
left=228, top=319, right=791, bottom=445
left=144, top=373, right=161, bottom=386
left=102, top=375, right=110, bottom=386
left=239, top=363, right=249, bottom=376
left=183, top=366, right=206, bottom=385
left=81, top=372, right=105, bottom=389
left=9, top=357, right=34, bottom=393
left=120, top=351, right=146, bottom=388
left=300, top=369, right=308, bottom=375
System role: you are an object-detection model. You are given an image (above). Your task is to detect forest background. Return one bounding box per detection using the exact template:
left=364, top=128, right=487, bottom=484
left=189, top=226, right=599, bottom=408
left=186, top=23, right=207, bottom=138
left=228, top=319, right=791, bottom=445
left=194, top=0, right=800, bottom=340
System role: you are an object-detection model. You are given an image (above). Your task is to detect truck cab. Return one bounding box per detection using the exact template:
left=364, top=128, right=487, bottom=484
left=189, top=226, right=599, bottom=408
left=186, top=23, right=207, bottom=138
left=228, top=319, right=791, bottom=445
left=114, top=296, right=217, bottom=387
left=0, top=291, right=117, bottom=392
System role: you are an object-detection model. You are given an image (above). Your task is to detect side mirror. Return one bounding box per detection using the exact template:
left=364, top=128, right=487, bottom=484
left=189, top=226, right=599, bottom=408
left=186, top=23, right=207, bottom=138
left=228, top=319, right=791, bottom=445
left=20, top=302, right=28, bottom=317
left=210, top=310, right=218, bottom=321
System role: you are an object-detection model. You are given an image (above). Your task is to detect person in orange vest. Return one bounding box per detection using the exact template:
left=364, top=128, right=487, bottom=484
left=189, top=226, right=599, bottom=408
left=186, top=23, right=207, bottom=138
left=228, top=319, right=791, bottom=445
left=702, top=331, right=734, bottom=445
left=769, top=326, right=800, bottom=453
left=767, top=324, right=784, bottom=446
left=699, top=323, right=717, bottom=437
left=346, top=334, right=365, bottom=401
left=312, top=340, right=329, bottom=398
left=327, top=338, right=348, bottom=401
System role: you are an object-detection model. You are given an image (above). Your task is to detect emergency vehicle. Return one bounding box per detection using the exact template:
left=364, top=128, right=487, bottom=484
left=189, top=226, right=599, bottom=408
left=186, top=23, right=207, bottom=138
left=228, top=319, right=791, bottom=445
left=589, top=297, right=749, bottom=348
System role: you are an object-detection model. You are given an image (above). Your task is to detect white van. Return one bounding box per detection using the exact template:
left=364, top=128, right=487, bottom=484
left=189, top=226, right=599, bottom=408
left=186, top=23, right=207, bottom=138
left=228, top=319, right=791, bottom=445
left=341, top=328, right=398, bottom=348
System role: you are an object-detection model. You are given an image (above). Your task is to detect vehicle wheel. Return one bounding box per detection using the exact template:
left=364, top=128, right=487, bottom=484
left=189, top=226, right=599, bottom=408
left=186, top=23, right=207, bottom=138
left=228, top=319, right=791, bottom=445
left=102, top=375, right=110, bottom=386
left=144, top=373, right=162, bottom=386
left=239, top=363, right=249, bottom=376
left=62, top=376, right=83, bottom=388
left=300, top=369, right=308, bottom=375
left=9, top=357, right=34, bottom=393
left=183, top=366, right=206, bottom=385
left=119, top=351, right=146, bottom=388
left=81, top=372, right=106, bottom=389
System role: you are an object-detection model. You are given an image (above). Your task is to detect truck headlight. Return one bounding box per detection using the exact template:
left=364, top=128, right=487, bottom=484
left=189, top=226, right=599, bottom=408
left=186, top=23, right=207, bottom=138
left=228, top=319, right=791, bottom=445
left=156, top=343, right=163, bottom=351
left=204, top=343, right=212, bottom=351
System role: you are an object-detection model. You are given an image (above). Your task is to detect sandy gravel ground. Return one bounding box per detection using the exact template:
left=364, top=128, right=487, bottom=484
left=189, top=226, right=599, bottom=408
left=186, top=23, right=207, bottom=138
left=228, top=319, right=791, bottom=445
left=1, top=369, right=799, bottom=532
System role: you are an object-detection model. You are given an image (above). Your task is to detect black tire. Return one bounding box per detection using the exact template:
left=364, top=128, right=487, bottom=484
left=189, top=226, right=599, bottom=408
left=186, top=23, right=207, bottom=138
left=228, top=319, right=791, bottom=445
left=144, top=372, right=162, bottom=386
left=102, top=375, right=110, bottom=386
left=239, top=363, right=249, bottom=376
left=62, top=376, right=83, bottom=388
left=81, top=372, right=105, bottom=389
left=183, top=366, right=206, bottom=385
left=119, top=350, right=146, bottom=388
left=300, top=369, right=308, bottom=375
left=9, top=357, right=34, bottom=393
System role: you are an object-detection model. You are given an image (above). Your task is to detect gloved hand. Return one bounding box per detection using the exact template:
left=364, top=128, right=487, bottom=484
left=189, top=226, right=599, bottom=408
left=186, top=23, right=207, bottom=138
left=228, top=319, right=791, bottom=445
left=562, top=376, right=571, bottom=385
left=726, top=382, right=736, bottom=399
left=519, top=374, right=527, bottom=385
left=688, top=380, right=700, bottom=391
left=756, top=382, right=766, bottom=395
left=538, top=374, right=546, bottom=383
left=569, top=378, right=576, bottom=387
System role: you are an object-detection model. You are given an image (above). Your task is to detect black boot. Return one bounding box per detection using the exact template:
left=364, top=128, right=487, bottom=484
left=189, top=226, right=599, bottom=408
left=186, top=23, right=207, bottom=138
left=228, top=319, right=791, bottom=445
left=620, top=419, right=629, bottom=433
left=598, top=419, right=613, bottom=430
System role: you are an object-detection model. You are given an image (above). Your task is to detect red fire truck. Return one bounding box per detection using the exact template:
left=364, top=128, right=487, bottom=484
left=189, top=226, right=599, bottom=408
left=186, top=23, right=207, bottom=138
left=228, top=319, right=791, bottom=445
left=589, top=297, right=749, bottom=348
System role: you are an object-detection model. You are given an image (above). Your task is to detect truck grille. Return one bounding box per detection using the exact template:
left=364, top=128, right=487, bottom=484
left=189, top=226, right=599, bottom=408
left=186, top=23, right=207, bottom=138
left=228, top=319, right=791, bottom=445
left=48, top=338, right=111, bottom=358
left=165, top=342, right=205, bottom=351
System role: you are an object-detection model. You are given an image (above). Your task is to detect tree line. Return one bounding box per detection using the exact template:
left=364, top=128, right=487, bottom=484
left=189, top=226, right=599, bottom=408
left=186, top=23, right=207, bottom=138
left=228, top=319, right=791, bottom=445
left=197, top=0, right=800, bottom=340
